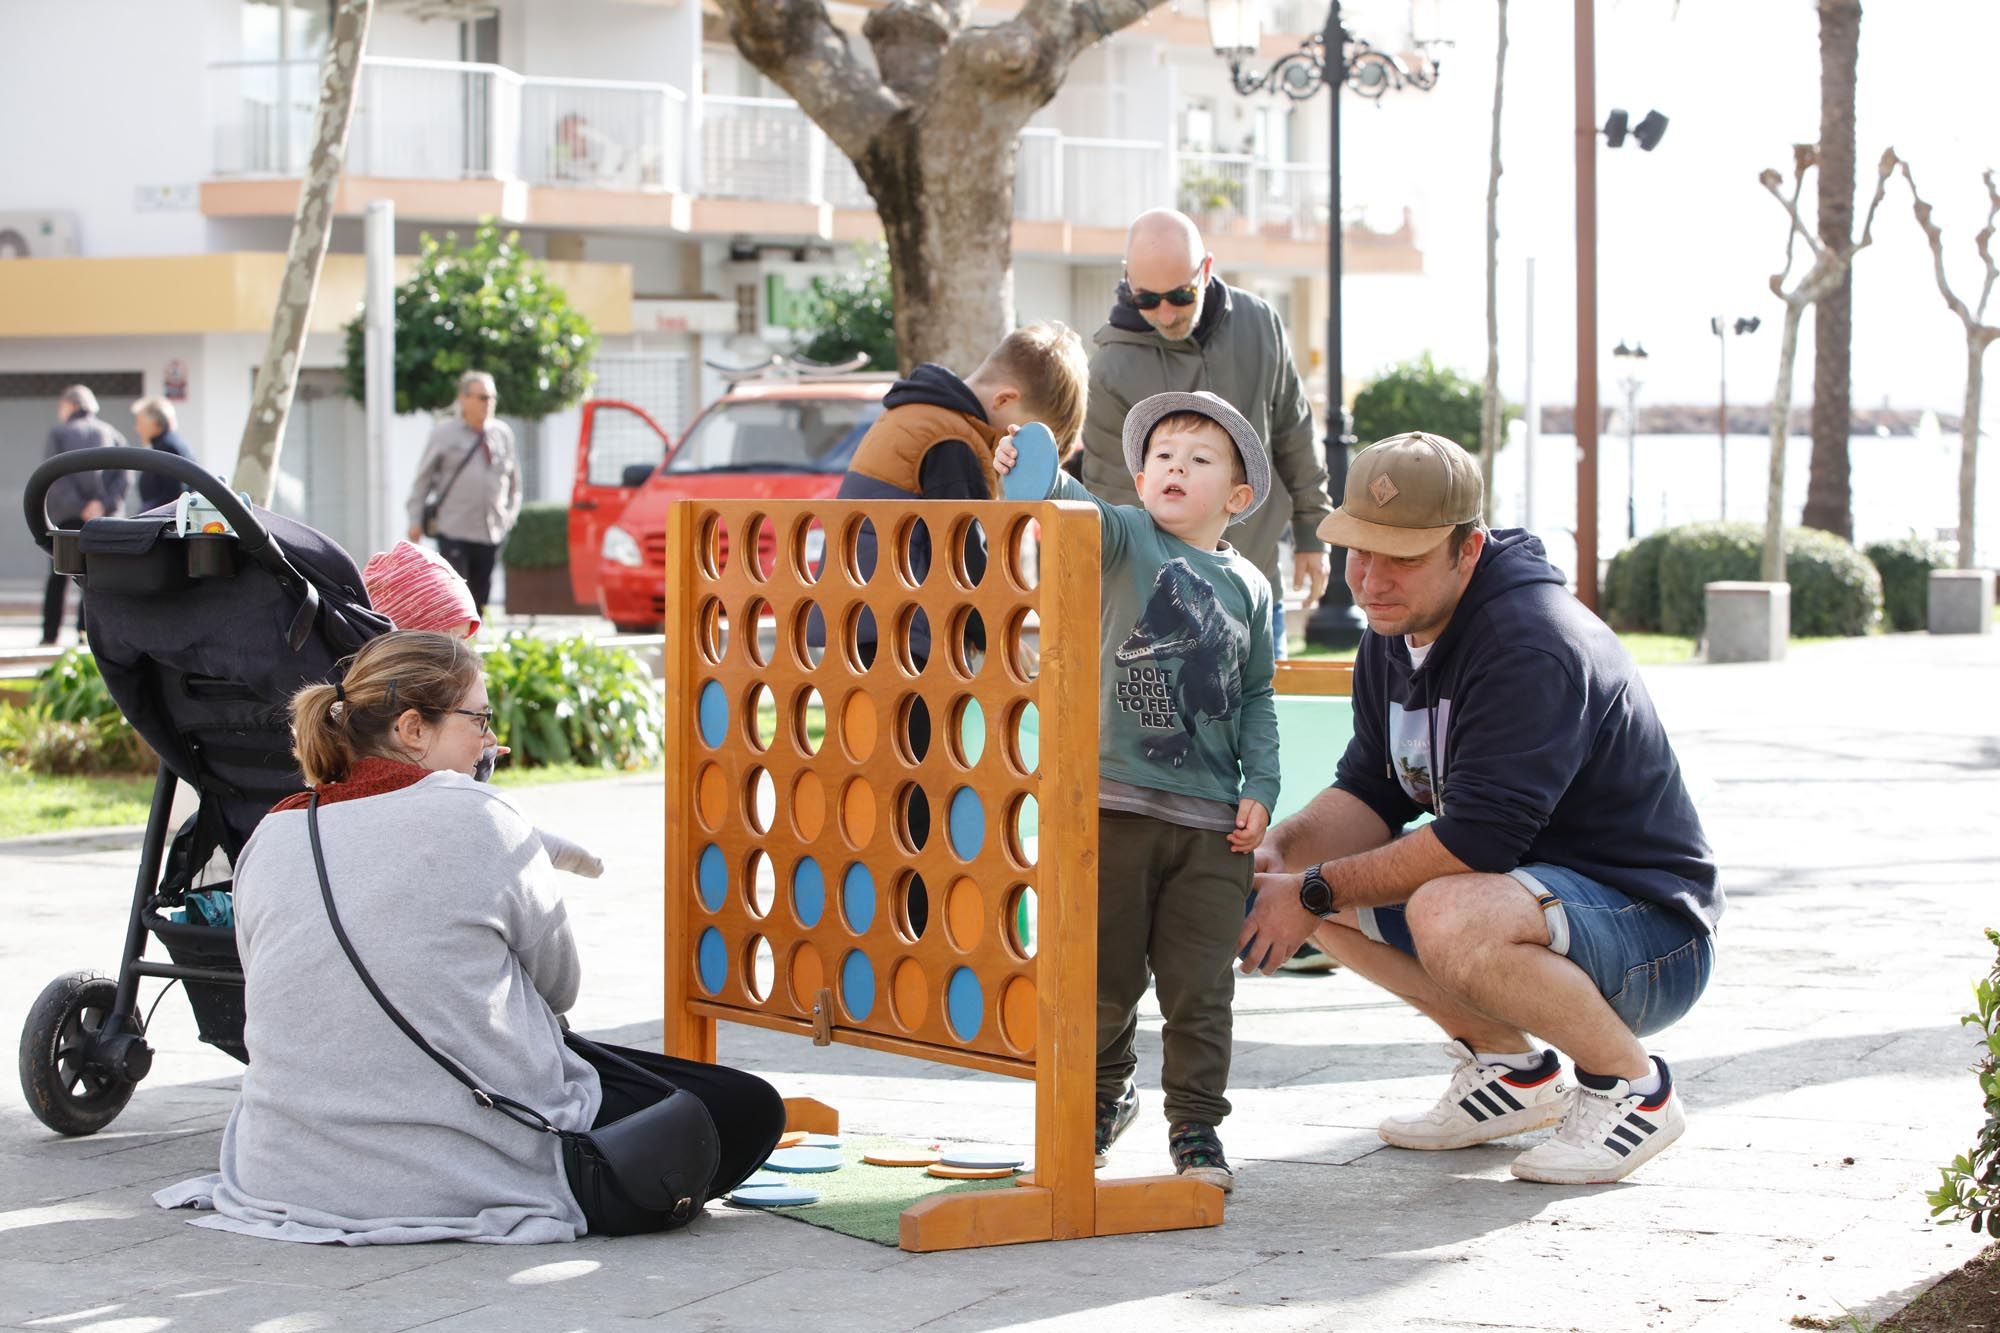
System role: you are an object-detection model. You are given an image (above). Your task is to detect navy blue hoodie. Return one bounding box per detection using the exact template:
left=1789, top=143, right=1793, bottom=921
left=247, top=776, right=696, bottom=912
left=1334, top=529, right=1722, bottom=933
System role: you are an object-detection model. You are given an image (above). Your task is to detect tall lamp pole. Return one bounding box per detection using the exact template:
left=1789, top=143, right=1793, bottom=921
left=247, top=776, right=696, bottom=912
left=1612, top=340, right=1648, bottom=540
left=1207, top=0, right=1441, bottom=649
left=1710, top=315, right=1760, bottom=519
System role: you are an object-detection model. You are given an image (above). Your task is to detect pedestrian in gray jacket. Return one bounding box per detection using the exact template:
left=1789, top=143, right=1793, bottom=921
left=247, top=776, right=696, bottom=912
left=39, top=385, right=127, bottom=645
left=1081, top=210, right=1334, bottom=661
left=405, top=370, right=522, bottom=613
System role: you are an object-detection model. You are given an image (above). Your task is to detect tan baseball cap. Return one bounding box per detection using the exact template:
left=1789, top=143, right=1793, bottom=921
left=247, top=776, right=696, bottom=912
left=1316, top=431, right=1483, bottom=557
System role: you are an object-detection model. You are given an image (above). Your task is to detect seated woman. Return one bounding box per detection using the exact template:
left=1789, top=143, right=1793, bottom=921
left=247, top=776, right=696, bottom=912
left=157, top=630, right=783, bottom=1242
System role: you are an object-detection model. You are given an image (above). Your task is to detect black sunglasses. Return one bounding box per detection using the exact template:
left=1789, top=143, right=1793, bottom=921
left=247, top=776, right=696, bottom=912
left=1119, top=265, right=1205, bottom=311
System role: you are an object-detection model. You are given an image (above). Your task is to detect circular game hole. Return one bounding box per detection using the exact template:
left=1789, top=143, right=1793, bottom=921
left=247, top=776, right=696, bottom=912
left=842, top=515, right=879, bottom=585
left=841, top=862, right=876, bottom=934
left=1009, top=700, right=1040, bottom=774
left=890, top=957, right=929, bottom=1033
left=746, top=849, right=775, bottom=918
left=698, top=513, right=730, bottom=580
left=793, top=602, right=827, bottom=670
left=999, top=975, right=1037, bottom=1054
left=695, top=844, right=727, bottom=912
left=744, top=934, right=775, bottom=1002
left=794, top=515, right=828, bottom=584
left=697, top=679, right=728, bottom=748
left=1006, top=794, right=1038, bottom=868
left=894, top=515, right=932, bottom=587
left=1003, top=885, right=1039, bottom=960
left=792, top=856, right=826, bottom=928
left=746, top=766, right=776, bottom=835
left=894, top=783, right=931, bottom=856
left=841, top=690, right=877, bottom=763
left=894, top=694, right=932, bottom=767
left=947, top=786, right=985, bottom=861
left=744, top=513, right=777, bottom=583
left=948, top=696, right=985, bottom=769
left=697, top=597, right=730, bottom=666
left=946, top=608, right=987, bottom=680
left=696, top=762, right=727, bottom=832
left=840, top=949, right=876, bottom=1021
left=790, top=770, right=826, bottom=841
left=793, top=686, right=824, bottom=757
left=843, top=605, right=879, bottom=674
left=788, top=940, right=826, bottom=1012
left=696, top=927, right=727, bottom=995
left=943, top=877, right=983, bottom=952
left=1003, top=610, right=1039, bottom=684
left=948, top=515, right=988, bottom=590
left=1004, top=516, right=1040, bottom=591
left=892, top=869, right=931, bottom=943
left=893, top=607, right=932, bottom=677
left=747, top=683, right=777, bottom=751
left=744, top=598, right=773, bottom=667
left=840, top=777, right=876, bottom=848
left=945, top=966, right=983, bottom=1041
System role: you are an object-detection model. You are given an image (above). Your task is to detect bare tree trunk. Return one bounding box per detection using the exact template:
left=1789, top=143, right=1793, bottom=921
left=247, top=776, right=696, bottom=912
left=1962, top=338, right=1987, bottom=568
left=232, top=0, right=373, bottom=507
left=1478, top=0, right=1508, bottom=500
left=1765, top=303, right=1805, bottom=583
left=1804, top=0, right=1861, bottom=539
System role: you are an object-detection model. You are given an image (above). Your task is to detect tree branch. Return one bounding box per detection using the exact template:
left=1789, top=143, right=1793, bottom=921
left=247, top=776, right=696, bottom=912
left=1895, top=152, right=1980, bottom=335
left=713, top=0, right=903, bottom=155
left=1976, top=168, right=1999, bottom=327
left=955, top=0, right=1172, bottom=87
left=864, top=2, right=961, bottom=101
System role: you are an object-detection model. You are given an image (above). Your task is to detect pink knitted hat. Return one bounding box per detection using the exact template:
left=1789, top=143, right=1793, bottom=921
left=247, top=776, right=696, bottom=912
left=362, top=541, right=480, bottom=638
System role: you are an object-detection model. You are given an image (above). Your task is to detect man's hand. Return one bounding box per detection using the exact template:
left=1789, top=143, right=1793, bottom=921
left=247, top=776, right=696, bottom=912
left=1228, top=798, right=1269, bottom=853
left=1237, top=869, right=1320, bottom=975
left=1293, top=550, right=1330, bottom=604
left=407, top=525, right=425, bottom=543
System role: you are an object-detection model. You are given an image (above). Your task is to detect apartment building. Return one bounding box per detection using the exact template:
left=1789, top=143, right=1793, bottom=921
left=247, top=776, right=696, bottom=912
left=0, top=0, right=1427, bottom=583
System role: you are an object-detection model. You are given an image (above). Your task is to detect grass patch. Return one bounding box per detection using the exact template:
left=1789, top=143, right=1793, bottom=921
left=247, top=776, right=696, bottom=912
left=0, top=768, right=154, bottom=838
left=1618, top=633, right=1699, bottom=665
left=488, top=760, right=657, bottom=788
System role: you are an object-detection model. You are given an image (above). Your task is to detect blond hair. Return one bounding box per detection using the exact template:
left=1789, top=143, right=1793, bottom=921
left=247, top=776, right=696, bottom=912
left=291, top=631, right=482, bottom=786
left=978, top=321, right=1089, bottom=454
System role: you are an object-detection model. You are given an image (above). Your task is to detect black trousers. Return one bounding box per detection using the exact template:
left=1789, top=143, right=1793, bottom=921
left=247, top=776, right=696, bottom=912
left=41, top=571, right=82, bottom=645
left=567, top=1039, right=785, bottom=1237
left=436, top=537, right=499, bottom=611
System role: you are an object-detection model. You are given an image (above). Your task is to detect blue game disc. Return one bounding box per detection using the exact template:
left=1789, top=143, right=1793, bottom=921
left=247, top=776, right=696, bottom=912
left=802, top=1133, right=842, bottom=1149
left=762, top=1146, right=845, bottom=1173
left=728, top=1182, right=821, bottom=1208
left=1001, top=422, right=1061, bottom=501
left=937, top=1147, right=1025, bottom=1170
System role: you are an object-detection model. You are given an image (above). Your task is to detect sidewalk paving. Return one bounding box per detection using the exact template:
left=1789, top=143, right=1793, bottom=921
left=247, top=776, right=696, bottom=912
left=2, top=631, right=1996, bottom=1331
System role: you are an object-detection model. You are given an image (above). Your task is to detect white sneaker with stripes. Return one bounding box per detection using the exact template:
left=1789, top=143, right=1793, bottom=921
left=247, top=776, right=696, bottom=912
left=1510, top=1057, right=1686, bottom=1184
left=1377, top=1040, right=1568, bottom=1150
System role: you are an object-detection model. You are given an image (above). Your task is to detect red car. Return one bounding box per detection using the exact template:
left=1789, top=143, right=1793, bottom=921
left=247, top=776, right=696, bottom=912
left=568, top=376, right=892, bottom=632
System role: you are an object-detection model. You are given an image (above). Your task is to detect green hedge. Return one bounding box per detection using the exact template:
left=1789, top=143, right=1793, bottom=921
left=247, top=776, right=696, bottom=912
left=1864, top=536, right=1948, bottom=632
left=483, top=633, right=660, bottom=769
left=501, top=501, right=571, bottom=570
left=1603, top=530, right=1671, bottom=631
left=1652, top=521, right=1880, bottom=638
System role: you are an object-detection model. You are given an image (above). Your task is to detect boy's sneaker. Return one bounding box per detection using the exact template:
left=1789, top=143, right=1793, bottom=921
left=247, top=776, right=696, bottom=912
left=1377, top=1040, right=1567, bottom=1150
left=1277, top=943, right=1342, bottom=973
left=1510, top=1056, right=1685, bottom=1184
left=1168, top=1120, right=1234, bottom=1193
left=1094, top=1081, right=1138, bottom=1167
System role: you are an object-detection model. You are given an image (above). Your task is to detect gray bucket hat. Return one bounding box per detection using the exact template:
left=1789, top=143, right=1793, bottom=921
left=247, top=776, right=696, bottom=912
left=1120, top=390, right=1271, bottom=525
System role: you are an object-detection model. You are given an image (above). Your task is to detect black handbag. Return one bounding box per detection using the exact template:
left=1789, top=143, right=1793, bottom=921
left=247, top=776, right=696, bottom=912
left=306, top=796, right=720, bottom=1228
left=420, top=438, right=483, bottom=538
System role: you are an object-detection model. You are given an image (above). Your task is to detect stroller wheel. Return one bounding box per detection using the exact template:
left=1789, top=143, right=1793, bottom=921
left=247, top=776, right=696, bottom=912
left=18, top=972, right=140, bottom=1137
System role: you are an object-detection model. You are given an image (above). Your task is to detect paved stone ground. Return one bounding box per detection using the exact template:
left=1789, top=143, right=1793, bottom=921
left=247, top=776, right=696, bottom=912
left=2, top=632, right=1996, bottom=1331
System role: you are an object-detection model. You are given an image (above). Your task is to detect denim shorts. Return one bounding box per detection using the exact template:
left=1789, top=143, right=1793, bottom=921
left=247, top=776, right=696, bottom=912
left=1357, top=863, right=1715, bottom=1038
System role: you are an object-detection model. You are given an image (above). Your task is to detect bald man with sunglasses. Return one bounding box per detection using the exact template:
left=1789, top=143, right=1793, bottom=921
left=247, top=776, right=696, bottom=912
left=1081, top=210, right=1333, bottom=663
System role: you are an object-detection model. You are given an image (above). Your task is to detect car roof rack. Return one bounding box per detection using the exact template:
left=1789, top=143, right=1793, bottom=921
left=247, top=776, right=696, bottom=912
left=704, top=352, right=876, bottom=384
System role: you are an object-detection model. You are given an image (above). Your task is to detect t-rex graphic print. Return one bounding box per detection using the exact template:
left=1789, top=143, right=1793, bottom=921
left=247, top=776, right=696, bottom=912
left=1113, top=558, right=1250, bottom=770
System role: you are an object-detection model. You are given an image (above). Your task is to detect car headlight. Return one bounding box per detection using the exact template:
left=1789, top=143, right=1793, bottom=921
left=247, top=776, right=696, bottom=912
left=601, top=525, right=643, bottom=568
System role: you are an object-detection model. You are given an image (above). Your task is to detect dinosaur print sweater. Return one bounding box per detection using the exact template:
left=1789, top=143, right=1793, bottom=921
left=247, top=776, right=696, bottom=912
left=1051, top=472, right=1280, bottom=818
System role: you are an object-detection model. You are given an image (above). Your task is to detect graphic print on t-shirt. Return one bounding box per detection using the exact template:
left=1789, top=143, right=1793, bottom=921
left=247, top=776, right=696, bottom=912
left=1388, top=698, right=1452, bottom=811
left=1112, top=557, right=1249, bottom=773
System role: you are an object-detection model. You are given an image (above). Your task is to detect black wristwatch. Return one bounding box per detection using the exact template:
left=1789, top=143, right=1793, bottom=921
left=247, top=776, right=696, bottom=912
left=1298, top=863, right=1337, bottom=919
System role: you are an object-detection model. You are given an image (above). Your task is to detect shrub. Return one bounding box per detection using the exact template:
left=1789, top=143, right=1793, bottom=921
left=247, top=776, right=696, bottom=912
left=1930, top=928, right=2000, bottom=1235
left=1351, top=353, right=1489, bottom=456
left=483, top=633, right=661, bottom=770
left=1656, top=522, right=1881, bottom=638
left=790, top=243, right=897, bottom=374
left=1865, top=535, right=1949, bottom=632
left=0, top=703, right=151, bottom=775
left=1603, top=530, right=1672, bottom=631
left=31, top=647, right=121, bottom=722
left=501, top=501, right=571, bottom=570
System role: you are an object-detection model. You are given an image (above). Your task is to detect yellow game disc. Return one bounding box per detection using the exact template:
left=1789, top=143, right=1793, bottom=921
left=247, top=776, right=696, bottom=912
left=862, top=1147, right=940, bottom=1167
left=776, top=1131, right=807, bottom=1150
left=926, top=1163, right=1017, bottom=1180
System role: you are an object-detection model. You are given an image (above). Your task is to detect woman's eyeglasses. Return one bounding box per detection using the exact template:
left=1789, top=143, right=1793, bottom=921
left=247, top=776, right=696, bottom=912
left=451, top=708, right=496, bottom=736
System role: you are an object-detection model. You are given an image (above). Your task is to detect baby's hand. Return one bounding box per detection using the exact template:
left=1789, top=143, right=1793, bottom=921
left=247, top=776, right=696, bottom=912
left=1227, top=799, right=1269, bottom=854
left=540, top=828, right=605, bottom=879
left=993, top=436, right=1019, bottom=476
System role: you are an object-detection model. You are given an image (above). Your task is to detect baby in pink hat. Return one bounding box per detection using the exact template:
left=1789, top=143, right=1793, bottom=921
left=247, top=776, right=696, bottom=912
left=361, top=541, right=602, bottom=878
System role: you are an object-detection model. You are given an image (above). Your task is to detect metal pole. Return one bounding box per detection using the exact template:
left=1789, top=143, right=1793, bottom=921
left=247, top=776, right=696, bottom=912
left=1524, top=255, right=1538, bottom=531
left=1304, top=0, right=1367, bottom=649
left=1625, top=379, right=1638, bottom=540
left=364, top=199, right=396, bottom=555
left=1573, top=0, right=1600, bottom=610
left=1717, top=321, right=1729, bottom=520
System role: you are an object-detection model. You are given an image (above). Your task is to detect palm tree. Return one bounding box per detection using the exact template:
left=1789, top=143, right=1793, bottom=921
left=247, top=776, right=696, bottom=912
left=1803, top=0, right=1861, bottom=540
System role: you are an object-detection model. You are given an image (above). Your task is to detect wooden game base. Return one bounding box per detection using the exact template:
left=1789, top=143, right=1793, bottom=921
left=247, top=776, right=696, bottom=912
left=898, top=1174, right=1224, bottom=1252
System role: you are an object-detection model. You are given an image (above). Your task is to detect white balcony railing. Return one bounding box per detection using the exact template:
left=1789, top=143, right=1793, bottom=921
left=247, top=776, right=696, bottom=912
left=1176, top=152, right=1330, bottom=241
left=519, top=74, right=685, bottom=191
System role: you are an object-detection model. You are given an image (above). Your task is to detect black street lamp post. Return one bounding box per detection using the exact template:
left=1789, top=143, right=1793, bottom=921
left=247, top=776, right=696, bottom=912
left=1208, top=1, right=1440, bottom=649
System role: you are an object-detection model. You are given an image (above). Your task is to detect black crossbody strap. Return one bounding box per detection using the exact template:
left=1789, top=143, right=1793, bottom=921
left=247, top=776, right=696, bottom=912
left=306, top=794, right=558, bottom=1136
left=431, top=436, right=483, bottom=510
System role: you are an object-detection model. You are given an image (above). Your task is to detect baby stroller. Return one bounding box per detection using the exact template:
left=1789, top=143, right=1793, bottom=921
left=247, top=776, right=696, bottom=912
left=18, top=445, right=389, bottom=1135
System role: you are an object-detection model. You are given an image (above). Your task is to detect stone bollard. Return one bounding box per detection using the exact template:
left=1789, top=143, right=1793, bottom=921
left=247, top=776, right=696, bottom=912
left=1704, top=582, right=1788, bottom=663
left=1928, top=569, right=1995, bottom=635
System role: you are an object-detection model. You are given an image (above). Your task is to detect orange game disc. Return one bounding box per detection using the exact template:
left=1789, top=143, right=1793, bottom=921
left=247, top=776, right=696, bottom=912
left=926, top=1163, right=1017, bottom=1180
left=862, top=1147, right=941, bottom=1167
left=776, top=1131, right=807, bottom=1150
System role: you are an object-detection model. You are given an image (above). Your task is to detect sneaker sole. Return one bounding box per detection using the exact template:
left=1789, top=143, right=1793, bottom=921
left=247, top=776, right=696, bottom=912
left=1507, top=1115, right=1685, bottom=1184
left=1178, top=1165, right=1234, bottom=1193
left=1276, top=956, right=1343, bottom=974
left=1378, top=1100, right=1566, bottom=1151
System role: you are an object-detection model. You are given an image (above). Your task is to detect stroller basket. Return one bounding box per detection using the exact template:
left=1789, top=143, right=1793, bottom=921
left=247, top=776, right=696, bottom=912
left=140, top=908, right=249, bottom=1062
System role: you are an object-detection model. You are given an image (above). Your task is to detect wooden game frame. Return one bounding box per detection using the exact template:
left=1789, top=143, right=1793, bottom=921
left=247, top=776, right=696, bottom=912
left=662, top=498, right=1351, bottom=1251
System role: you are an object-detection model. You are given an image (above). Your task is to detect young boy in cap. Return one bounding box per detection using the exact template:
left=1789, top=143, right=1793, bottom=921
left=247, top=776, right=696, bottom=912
left=995, top=389, right=1279, bottom=1193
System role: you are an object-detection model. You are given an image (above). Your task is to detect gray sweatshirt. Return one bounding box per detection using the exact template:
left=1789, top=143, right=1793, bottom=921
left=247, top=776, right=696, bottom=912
left=154, top=772, right=601, bottom=1244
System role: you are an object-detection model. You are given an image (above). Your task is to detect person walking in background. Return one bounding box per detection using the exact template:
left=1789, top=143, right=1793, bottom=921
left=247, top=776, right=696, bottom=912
left=406, top=370, right=521, bottom=614
left=39, top=385, right=127, bottom=645
left=130, top=396, right=198, bottom=512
